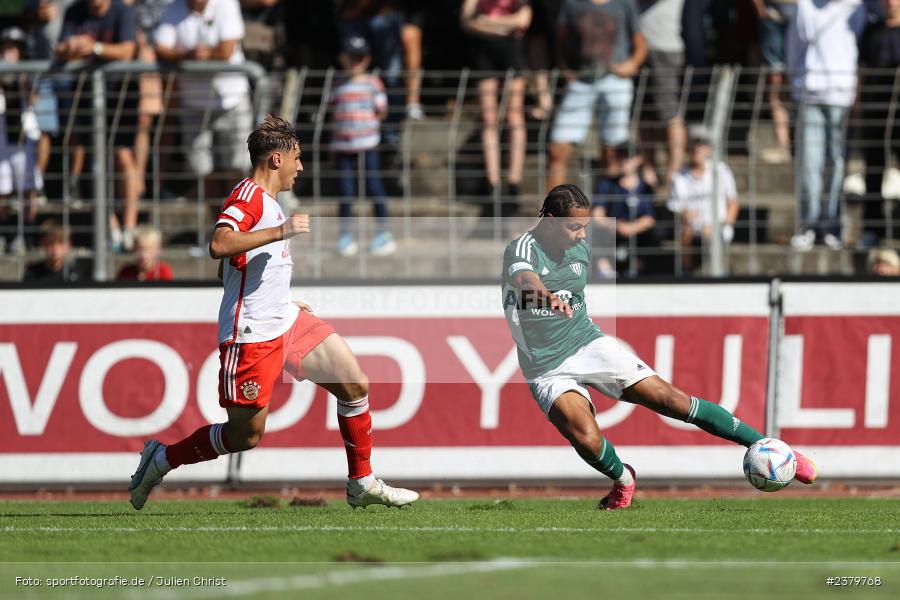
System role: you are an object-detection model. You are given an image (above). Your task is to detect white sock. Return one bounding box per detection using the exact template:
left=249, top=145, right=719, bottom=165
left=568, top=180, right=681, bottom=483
left=615, top=469, right=634, bottom=487
left=153, top=446, right=171, bottom=475
left=348, top=474, right=376, bottom=495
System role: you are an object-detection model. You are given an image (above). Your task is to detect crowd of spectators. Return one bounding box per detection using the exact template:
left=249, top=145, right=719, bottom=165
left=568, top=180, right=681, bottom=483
left=0, top=1, right=897, bottom=280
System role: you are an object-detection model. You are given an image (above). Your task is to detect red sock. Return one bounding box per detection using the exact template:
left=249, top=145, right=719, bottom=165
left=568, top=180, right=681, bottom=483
left=165, top=423, right=232, bottom=469
left=338, top=410, right=373, bottom=479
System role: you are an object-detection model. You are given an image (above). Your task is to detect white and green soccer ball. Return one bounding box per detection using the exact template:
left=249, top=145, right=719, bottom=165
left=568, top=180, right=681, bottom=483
left=743, top=438, right=797, bottom=492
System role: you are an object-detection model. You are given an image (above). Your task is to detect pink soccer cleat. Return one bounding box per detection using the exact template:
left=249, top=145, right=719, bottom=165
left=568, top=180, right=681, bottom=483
left=599, top=464, right=637, bottom=510
left=793, top=450, right=818, bottom=484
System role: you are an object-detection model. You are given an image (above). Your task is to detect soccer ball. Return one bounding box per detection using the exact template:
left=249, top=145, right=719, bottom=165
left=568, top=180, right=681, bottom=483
left=743, top=438, right=797, bottom=492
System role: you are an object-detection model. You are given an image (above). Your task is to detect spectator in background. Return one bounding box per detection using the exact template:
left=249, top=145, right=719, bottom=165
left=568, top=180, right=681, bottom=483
left=524, top=0, right=560, bottom=121
left=240, top=0, right=283, bottom=70
left=461, top=0, right=531, bottom=218
left=116, top=225, right=174, bottom=280
left=753, top=0, right=796, bottom=165
left=0, top=26, right=43, bottom=252
left=667, top=125, right=739, bottom=272
left=330, top=35, right=395, bottom=258
left=125, top=0, right=172, bottom=204
left=591, top=148, right=657, bottom=277
left=858, top=0, right=900, bottom=247
left=24, top=0, right=76, bottom=189
left=337, top=1, right=404, bottom=147
left=786, top=0, right=866, bottom=251
left=638, top=0, right=687, bottom=186
left=548, top=0, right=647, bottom=190
left=868, top=247, right=900, bottom=275
left=57, top=0, right=140, bottom=252
left=23, top=222, right=87, bottom=281
left=155, top=0, right=253, bottom=202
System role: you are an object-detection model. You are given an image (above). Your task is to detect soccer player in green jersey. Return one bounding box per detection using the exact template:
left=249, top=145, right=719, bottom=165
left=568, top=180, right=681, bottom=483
left=502, top=184, right=817, bottom=509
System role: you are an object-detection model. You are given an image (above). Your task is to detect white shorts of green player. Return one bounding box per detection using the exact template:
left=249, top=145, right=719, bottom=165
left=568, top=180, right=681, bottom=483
left=528, top=336, right=654, bottom=415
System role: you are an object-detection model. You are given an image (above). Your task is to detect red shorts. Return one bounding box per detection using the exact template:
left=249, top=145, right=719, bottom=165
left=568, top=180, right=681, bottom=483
left=218, top=311, right=336, bottom=409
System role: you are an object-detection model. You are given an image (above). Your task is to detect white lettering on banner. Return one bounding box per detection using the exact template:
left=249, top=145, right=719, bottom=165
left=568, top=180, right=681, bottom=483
left=778, top=335, right=855, bottom=428
left=446, top=336, right=519, bottom=429
left=0, top=342, right=77, bottom=435
left=655, top=335, right=743, bottom=430
left=865, top=335, right=891, bottom=428
left=79, top=340, right=189, bottom=436
left=266, top=380, right=316, bottom=432
left=326, top=337, right=425, bottom=430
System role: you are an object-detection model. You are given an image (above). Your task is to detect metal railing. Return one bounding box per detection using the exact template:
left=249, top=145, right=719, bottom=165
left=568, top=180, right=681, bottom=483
left=2, top=64, right=899, bottom=282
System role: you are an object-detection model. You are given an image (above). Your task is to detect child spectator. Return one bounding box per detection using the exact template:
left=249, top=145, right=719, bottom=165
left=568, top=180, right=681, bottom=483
left=868, top=247, right=900, bottom=276
left=23, top=223, right=87, bottom=281
left=592, top=149, right=658, bottom=277
left=116, top=226, right=174, bottom=280
left=330, top=35, right=395, bottom=257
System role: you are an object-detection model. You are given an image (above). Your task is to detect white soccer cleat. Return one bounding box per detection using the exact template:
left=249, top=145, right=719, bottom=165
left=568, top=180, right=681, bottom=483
left=129, top=440, right=166, bottom=510
left=347, top=479, right=419, bottom=509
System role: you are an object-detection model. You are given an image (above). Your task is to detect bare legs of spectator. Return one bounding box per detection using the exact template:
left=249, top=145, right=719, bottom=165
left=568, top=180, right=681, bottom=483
left=478, top=76, right=526, bottom=204
left=401, top=21, right=423, bottom=119
left=547, top=141, right=572, bottom=191
left=525, top=34, right=553, bottom=121
left=69, top=143, right=85, bottom=200
left=115, top=147, right=141, bottom=251
left=761, top=72, right=791, bottom=164
left=667, top=115, right=686, bottom=180
left=37, top=134, right=51, bottom=183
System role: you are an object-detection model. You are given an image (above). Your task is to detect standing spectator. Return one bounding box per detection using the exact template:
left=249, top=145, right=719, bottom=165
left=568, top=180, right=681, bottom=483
left=125, top=0, right=173, bottom=204
left=154, top=0, right=253, bottom=202
left=786, top=0, right=866, bottom=251
left=116, top=225, right=174, bottom=280
left=330, top=35, right=395, bottom=257
left=667, top=125, right=739, bottom=272
left=524, top=0, right=560, bottom=121
left=24, top=0, right=76, bottom=191
left=547, top=0, right=647, bottom=190
left=461, top=0, right=531, bottom=217
left=0, top=26, right=43, bottom=251
left=753, top=0, right=797, bottom=164
left=400, top=0, right=426, bottom=120
left=591, top=148, right=658, bottom=276
left=638, top=0, right=687, bottom=185
left=868, top=246, right=900, bottom=275
left=23, top=223, right=87, bottom=281
left=56, top=0, right=140, bottom=252
left=859, top=0, right=900, bottom=247
left=337, top=1, right=404, bottom=147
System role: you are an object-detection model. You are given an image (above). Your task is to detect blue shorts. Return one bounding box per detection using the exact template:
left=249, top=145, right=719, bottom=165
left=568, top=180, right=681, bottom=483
left=34, top=79, right=59, bottom=137
left=550, top=75, right=633, bottom=146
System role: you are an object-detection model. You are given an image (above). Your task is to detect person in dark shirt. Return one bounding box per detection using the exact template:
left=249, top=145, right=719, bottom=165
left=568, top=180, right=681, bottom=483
left=23, top=224, right=87, bottom=282
left=591, top=150, right=657, bottom=277
left=56, top=0, right=140, bottom=253
left=859, top=0, right=900, bottom=246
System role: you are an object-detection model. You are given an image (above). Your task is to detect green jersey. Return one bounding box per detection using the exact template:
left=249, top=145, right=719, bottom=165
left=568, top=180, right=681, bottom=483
left=502, top=230, right=604, bottom=379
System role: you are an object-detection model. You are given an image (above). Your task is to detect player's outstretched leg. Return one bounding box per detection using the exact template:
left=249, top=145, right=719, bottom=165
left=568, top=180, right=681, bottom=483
left=129, top=406, right=265, bottom=510
left=549, top=392, right=636, bottom=510
left=621, top=376, right=817, bottom=484
left=301, top=334, right=419, bottom=508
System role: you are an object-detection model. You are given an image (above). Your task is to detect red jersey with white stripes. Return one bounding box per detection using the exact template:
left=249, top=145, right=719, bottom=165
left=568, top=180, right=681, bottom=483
left=215, top=178, right=299, bottom=345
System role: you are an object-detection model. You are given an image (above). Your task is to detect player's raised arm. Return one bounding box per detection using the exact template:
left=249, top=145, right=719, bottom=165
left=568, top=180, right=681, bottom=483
left=209, top=214, right=310, bottom=260
left=512, top=270, right=573, bottom=318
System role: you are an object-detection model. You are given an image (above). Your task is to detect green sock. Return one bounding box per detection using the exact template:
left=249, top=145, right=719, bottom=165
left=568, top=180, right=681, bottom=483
left=687, top=396, right=764, bottom=447
left=585, top=437, right=625, bottom=482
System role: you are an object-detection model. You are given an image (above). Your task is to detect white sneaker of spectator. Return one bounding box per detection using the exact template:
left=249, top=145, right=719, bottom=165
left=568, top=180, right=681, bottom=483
left=790, top=229, right=815, bottom=251
left=406, top=103, right=425, bottom=121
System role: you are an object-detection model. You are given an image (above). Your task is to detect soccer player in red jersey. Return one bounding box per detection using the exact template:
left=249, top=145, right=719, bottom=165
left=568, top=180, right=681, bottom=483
left=129, top=116, right=418, bottom=510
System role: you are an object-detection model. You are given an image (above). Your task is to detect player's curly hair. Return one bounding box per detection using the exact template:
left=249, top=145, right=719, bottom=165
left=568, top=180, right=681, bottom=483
left=248, top=115, right=300, bottom=166
left=539, top=184, right=590, bottom=217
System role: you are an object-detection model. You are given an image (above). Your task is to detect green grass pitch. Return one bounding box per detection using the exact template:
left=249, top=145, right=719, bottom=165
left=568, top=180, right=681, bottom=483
left=1, top=496, right=898, bottom=599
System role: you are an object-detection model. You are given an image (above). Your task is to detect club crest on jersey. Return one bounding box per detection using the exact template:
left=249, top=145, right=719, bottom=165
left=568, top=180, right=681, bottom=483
left=241, top=380, right=261, bottom=401
left=570, top=263, right=584, bottom=276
